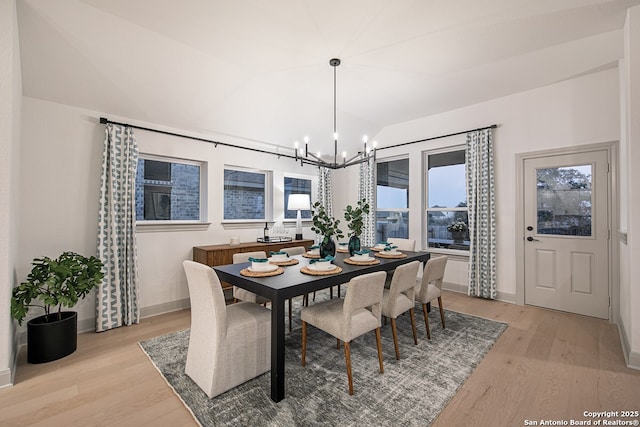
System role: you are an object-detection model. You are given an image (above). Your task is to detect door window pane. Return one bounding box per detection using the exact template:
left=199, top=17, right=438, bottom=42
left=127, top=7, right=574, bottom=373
left=224, top=169, right=266, bottom=220
left=536, top=165, right=592, bottom=236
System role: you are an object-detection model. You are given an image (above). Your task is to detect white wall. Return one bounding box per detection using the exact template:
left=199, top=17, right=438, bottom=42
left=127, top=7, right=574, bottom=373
left=333, top=68, right=620, bottom=303
left=0, top=0, right=22, bottom=388
left=17, top=97, right=317, bottom=331
left=619, top=6, right=640, bottom=369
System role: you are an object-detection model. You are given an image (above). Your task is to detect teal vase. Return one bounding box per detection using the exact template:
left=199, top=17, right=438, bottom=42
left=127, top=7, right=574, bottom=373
left=348, top=235, right=361, bottom=256
left=320, top=236, right=336, bottom=258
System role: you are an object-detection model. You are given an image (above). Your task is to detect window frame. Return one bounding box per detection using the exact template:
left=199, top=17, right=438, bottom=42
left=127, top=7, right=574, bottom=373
left=222, top=165, right=273, bottom=224
left=423, top=145, right=470, bottom=256
left=135, top=154, right=209, bottom=231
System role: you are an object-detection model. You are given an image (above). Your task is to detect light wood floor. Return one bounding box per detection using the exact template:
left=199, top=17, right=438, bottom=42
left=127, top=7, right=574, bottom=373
left=1, top=291, right=638, bottom=427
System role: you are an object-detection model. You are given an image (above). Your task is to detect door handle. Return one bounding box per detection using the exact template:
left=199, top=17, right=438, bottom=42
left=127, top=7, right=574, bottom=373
left=526, top=236, right=540, bottom=242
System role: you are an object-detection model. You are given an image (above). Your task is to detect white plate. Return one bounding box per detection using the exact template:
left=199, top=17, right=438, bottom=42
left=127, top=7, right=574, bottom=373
left=350, top=256, right=374, bottom=262
left=306, top=251, right=320, bottom=256
left=268, top=256, right=289, bottom=262
left=308, top=263, right=335, bottom=271
left=383, top=251, right=401, bottom=255
left=248, top=264, right=279, bottom=273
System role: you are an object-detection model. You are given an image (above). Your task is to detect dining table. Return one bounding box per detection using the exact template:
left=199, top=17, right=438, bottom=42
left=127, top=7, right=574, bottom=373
left=213, top=248, right=430, bottom=402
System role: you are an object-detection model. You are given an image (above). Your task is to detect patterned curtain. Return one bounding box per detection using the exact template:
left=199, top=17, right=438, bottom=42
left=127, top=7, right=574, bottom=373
left=96, top=123, right=140, bottom=331
left=359, top=157, right=376, bottom=247
left=317, top=166, right=333, bottom=217
left=466, top=128, right=497, bottom=299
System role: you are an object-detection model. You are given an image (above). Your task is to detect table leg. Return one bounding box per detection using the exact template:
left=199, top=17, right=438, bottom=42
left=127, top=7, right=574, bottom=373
left=270, top=295, right=286, bottom=402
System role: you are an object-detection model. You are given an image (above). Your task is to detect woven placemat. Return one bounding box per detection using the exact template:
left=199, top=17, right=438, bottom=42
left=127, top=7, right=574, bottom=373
left=343, top=258, right=380, bottom=266
left=302, top=253, right=321, bottom=259
left=240, top=267, right=284, bottom=277
left=300, top=265, right=343, bottom=276
left=336, top=248, right=349, bottom=253
left=375, top=252, right=407, bottom=259
left=269, top=258, right=300, bottom=266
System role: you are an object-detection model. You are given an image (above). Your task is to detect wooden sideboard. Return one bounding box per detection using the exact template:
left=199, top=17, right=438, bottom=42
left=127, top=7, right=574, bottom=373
left=193, top=239, right=314, bottom=291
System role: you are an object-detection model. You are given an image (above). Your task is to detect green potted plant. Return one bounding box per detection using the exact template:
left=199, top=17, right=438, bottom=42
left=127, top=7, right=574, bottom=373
left=11, top=251, right=104, bottom=363
left=310, top=202, right=344, bottom=257
left=344, top=198, right=370, bottom=255
left=447, top=221, right=468, bottom=244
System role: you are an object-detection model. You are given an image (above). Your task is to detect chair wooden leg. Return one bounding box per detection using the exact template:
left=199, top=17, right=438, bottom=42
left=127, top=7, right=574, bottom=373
left=422, top=303, right=431, bottom=340
left=438, top=296, right=445, bottom=329
left=375, top=328, right=384, bottom=373
left=390, top=318, right=400, bottom=360
left=344, top=341, right=354, bottom=395
left=301, top=321, right=307, bottom=366
left=409, top=308, right=418, bottom=345
left=288, top=298, right=293, bottom=332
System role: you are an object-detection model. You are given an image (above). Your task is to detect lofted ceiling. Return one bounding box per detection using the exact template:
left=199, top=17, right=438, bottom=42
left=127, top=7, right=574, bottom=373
left=16, top=0, right=639, bottom=157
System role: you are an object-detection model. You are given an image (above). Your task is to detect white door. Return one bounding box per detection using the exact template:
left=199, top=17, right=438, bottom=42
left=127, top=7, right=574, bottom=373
left=523, top=150, right=609, bottom=319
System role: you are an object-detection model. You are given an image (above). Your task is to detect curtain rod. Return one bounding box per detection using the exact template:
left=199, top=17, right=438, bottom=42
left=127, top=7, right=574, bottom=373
left=375, top=124, right=498, bottom=151
left=99, top=117, right=497, bottom=167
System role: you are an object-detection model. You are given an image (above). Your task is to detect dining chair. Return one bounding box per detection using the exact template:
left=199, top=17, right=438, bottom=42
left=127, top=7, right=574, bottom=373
left=384, top=238, right=418, bottom=289
left=182, top=260, right=271, bottom=398
left=387, top=238, right=416, bottom=251
left=232, top=251, right=270, bottom=305
left=381, top=261, right=421, bottom=359
left=301, top=271, right=386, bottom=395
left=415, top=255, right=448, bottom=339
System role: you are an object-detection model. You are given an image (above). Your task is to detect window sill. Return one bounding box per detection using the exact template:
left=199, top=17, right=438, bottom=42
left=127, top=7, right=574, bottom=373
left=136, top=221, right=211, bottom=233
left=426, top=248, right=470, bottom=262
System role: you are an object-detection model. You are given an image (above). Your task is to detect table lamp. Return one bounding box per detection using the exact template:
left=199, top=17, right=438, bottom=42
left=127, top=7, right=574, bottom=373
left=288, top=194, right=310, bottom=240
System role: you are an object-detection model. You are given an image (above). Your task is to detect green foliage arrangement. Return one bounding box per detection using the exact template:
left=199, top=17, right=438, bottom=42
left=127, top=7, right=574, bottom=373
left=447, top=221, right=468, bottom=232
left=311, top=202, right=344, bottom=241
left=11, top=251, right=104, bottom=325
left=344, top=198, right=370, bottom=237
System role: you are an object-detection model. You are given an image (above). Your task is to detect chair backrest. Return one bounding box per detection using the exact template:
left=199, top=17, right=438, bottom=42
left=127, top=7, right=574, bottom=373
left=342, top=271, right=386, bottom=337
left=387, top=261, right=421, bottom=310
left=232, top=251, right=267, bottom=264
left=387, top=238, right=416, bottom=251
left=281, top=246, right=305, bottom=256
left=419, top=256, right=448, bottom=295
left=182, top=260, right=227, bottom=342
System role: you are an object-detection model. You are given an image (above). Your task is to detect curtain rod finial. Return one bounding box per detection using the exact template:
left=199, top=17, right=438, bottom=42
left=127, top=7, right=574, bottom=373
left=100, top=117, right=108, bottom=124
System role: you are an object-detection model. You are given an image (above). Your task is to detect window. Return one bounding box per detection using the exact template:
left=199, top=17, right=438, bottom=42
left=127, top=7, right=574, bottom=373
left=376, top=158, right=409, bottom=242
left=424, top=147, right=469, bottom=251
left=135, top=156, right=203, bottom=222
left=223, top=167, right=270, bottom=221
left=284, top=176, right=312, bottom=220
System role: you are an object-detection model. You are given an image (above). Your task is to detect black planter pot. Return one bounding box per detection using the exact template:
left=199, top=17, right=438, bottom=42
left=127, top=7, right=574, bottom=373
left=348, top=235, right=361, bottom=256
left=319, top=236, right=336, bottom=258
left=27, top=311, right=77, bottom=364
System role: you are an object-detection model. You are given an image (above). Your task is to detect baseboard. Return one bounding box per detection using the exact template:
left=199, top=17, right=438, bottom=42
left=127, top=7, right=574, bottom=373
left=0, top=368, right=12, bottom=389
left=617, top=313, right=640, bottom=370
left=140, top=298, right=191, bottom=318
left=442, top=282, right=516, bottom=304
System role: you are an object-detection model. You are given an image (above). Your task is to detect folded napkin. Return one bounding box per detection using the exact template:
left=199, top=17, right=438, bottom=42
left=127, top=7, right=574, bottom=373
left=270, top=251, right=289, bottom=256
left=383, top=245, right=398, bottom=251
left=309, top=255, right=334, bottom=264
left=248, top=257, right=268, bottom=263
left=354, top=249, right=370, bottom=256
left=338, top=242, right=348, bottom=246
left=376, top=241, right=389, bottom=246
left=309, top=245, right=320, bottom=249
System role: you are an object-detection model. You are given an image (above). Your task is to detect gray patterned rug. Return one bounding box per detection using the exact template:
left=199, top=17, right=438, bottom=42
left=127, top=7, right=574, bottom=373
left=139, top=293, right=507, bottom=426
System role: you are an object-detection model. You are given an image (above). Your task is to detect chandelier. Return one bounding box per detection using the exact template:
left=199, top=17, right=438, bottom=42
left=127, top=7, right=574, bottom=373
left=293, top=58, right=377, bottom=169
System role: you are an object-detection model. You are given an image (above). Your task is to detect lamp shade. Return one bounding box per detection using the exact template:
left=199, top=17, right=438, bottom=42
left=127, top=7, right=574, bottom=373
left=288, top=194, right=311, bottom=211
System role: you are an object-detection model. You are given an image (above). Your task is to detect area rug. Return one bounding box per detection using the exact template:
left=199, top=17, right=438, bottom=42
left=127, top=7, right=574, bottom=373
left=139, top=294, right=507, bottom=427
